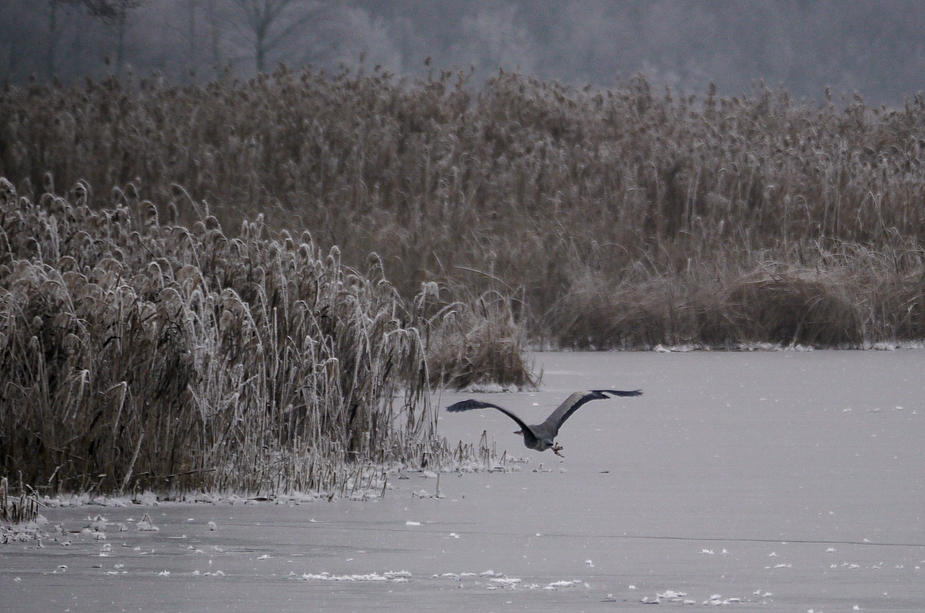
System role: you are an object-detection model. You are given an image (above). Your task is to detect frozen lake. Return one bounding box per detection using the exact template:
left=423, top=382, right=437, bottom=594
left=4, top=350, right=925, bottom=612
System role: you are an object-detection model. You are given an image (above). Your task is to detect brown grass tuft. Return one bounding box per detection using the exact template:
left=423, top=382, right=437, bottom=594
left=415, top=283, right=537, bottom=390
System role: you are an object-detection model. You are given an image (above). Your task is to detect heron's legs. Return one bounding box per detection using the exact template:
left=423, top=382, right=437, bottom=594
left=552, top=442, right=564, bottom=458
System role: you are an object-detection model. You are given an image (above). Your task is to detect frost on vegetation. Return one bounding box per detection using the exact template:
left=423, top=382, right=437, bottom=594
left=1, top=478, right=47, bottom=542
left=136, top=513, right=159, bottom=532
left=6, top=68, right=925, bottom=499
left=1, top=519, right=47, bottom=544
left=0, top=177, right=532, bottom=503
left=0, top=186, right=461, bottom=501
left=459, top=381, right=519, bottom=394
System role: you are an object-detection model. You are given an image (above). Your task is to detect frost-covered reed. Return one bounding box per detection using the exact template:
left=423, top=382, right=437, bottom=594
left=0, top=178, right=457, bottom=496
left=1, top=477, right=39, bottom=525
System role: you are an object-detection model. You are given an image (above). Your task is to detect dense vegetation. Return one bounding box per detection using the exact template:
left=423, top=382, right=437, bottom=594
left=0, top=176, right=521, bottom=498
left=3, top=67, right=924, bottom=349
left=2, top=66, right=925, bottom=499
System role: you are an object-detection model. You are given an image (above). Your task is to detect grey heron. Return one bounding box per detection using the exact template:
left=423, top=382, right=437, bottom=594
left=446, top=389, right=642, bottom=457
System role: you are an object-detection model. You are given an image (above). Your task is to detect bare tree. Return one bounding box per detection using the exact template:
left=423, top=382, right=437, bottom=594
left=205, top=0, right=224, bottom=76
left=182, top=0, right=198, bottom=78
left=57, top=0, right=143, bottom=21
left=46, top=1, right=61, bottom=80
left=58, top=0, right=145, bottom=75
left=229, top=0, right=336, bottom=73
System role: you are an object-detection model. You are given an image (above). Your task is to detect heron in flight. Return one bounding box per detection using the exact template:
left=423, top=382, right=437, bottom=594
left=446, top=389, right=642, bottom=457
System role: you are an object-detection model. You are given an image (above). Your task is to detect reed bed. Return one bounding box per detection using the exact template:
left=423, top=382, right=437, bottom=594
left=0, top=176, right=470, bottom=497
left=546, top=240, right=925, bottom=349
left=2, top=67, right=924, bottom=348
left=4, top=67, right=924, bottom=502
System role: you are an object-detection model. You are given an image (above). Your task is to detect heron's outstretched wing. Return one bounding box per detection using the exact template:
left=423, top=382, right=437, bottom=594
left=595, top=389, right=643, bottom=397
left=541, top=389, right=642, bottom=435
left=445, top=399, right=533, bottom=434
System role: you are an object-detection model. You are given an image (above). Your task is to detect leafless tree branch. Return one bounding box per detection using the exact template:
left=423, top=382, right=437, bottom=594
left=55, top=0, right=144, bottom=23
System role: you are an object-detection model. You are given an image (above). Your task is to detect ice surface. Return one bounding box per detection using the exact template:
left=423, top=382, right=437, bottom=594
left=3, top=350, right=925, bottom=611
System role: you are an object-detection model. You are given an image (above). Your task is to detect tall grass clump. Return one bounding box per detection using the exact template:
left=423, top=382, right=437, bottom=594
left=2, top=67, right=925, bottom=347
left=414, top=282, right=536, bottom=390
left=0, top=177, right=446, bottom=497
left=1, top=477, right=40, bottom=526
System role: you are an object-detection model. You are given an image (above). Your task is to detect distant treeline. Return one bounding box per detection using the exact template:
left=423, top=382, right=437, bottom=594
left=5, top=1, right=925, bottom=106
left=3, top=67, right=925, bottom=349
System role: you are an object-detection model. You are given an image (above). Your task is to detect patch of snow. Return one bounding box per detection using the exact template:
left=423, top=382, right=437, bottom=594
left=299, top=570, right=410, bottom=582
left=489, top=577, right=521, bottom=587
left=544, top=580, right=583, bottom=590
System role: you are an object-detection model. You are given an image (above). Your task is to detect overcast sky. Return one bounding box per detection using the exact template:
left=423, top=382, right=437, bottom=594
left=2, top=1, right=923, bottom=104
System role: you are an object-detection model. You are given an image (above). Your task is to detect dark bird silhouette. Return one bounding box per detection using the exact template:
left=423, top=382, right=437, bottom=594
left=446, top=389, right=642, bottom=457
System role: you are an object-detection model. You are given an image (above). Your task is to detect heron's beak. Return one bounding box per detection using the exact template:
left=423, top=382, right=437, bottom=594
left=513, top=430, right=522, bottom=435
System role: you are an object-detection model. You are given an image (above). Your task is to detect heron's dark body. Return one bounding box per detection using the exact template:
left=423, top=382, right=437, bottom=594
left=446, top=389, right=642, bottom=454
